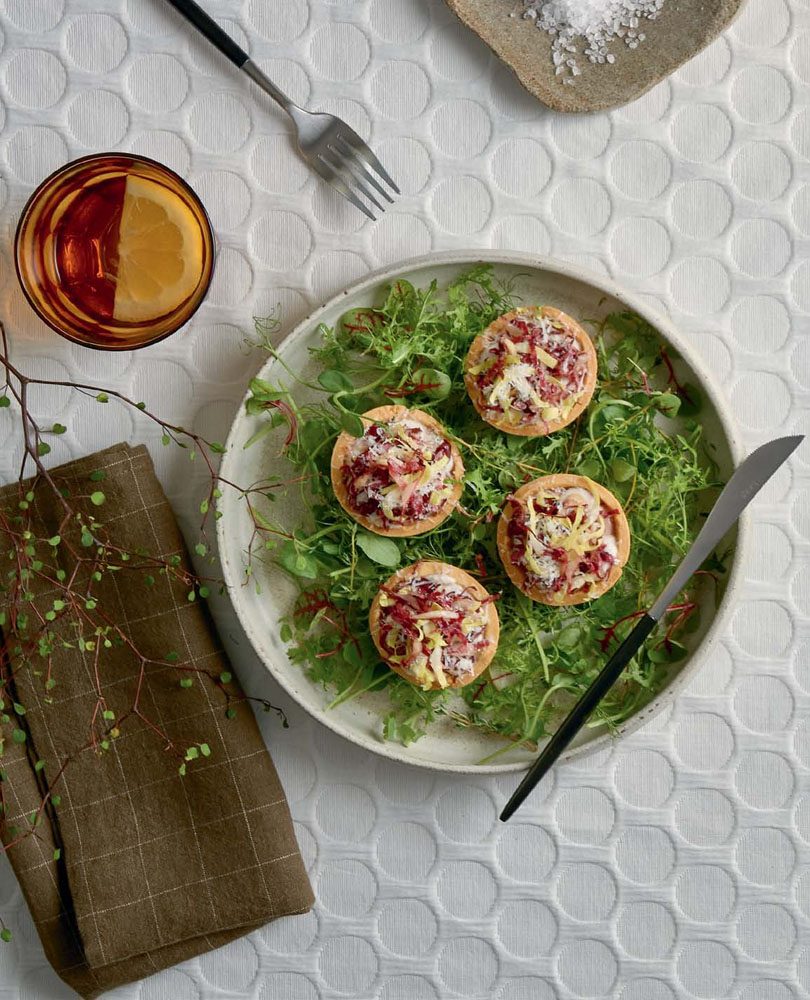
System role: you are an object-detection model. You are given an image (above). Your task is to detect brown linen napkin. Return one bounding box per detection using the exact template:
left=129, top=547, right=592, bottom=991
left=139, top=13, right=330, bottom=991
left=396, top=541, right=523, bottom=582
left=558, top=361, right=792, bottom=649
left=0, top=443, right=313, bottom=998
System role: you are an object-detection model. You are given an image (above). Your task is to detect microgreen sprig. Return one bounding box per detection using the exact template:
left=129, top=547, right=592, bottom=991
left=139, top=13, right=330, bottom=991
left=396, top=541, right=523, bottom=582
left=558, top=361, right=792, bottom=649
left=246, top=268, right=722, bottom=753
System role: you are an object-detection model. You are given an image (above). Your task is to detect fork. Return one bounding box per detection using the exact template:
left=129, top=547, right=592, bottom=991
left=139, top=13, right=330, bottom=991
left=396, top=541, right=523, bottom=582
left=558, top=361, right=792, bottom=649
left=164, top=0, right=399, bottom=220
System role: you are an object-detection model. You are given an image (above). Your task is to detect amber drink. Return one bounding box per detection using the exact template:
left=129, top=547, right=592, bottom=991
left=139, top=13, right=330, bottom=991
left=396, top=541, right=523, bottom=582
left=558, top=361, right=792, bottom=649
left=15, top=154, right=214, bottom=350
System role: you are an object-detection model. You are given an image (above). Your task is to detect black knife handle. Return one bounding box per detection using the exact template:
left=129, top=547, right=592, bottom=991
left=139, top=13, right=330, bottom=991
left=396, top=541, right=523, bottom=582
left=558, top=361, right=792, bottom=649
left=500, top=613, right=658, bottom=821
left=163, top=0, right=249, bottom=69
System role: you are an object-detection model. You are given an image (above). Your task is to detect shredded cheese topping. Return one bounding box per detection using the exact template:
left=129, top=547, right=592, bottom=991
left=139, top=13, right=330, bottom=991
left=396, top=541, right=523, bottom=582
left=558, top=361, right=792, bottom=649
left=342, top=416, right=456, bottom=529
left=469, top=311, right=590, bottom=428
left=506, top=485, right=619, bottom=599
left=376, top=572, right=493, bottom=690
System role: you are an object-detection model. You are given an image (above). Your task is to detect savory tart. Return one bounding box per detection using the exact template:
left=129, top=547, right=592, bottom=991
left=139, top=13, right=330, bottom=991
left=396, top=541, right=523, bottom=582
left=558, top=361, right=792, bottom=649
left=369, top=560, right=500, bottom=691
left=330, top=405, right=463, bottom=537
left=497, top=474, right=630, bottom=606
left=464, top=306, right=597, bottom=436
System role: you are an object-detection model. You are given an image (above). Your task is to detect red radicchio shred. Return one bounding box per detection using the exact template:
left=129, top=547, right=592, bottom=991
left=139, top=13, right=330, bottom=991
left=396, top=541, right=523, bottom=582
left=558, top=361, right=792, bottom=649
left=475, top=316, right=588, bottom=422
left=508, top=492, right=617, bottom=596
left=342, top=419, right=452, bottom=527
left=378, top=576, right=490, bottom=682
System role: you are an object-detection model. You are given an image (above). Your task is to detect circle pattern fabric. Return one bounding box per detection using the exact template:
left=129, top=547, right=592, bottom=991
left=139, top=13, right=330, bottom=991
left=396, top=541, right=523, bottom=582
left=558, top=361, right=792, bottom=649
left=0, top=1, right=808, bottom=998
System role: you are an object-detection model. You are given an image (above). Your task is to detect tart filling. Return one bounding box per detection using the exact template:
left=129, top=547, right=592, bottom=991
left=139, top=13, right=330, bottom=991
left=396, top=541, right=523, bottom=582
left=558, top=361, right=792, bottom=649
left=331, top=407, right=463, bottom=536
left=499, top=476, right=629, bottom=605
left=370, top=562, right=499, bottom=690
left=465, top=307, right=596, bottom=434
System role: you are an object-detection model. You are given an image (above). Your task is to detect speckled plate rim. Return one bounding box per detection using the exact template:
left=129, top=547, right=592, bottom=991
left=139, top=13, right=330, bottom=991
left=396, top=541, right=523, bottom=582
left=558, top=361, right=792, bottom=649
left=217, top=250, right=747, bottom=774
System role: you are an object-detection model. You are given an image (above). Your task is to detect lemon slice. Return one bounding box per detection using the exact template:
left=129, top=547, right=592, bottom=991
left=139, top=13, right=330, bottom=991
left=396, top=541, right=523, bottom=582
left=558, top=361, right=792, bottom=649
left=113, top=175, right=205, bottom=324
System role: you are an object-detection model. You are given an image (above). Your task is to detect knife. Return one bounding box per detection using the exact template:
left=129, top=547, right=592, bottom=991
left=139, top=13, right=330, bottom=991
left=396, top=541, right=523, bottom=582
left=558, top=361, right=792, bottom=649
left=500, top=434, right=804, bottom=822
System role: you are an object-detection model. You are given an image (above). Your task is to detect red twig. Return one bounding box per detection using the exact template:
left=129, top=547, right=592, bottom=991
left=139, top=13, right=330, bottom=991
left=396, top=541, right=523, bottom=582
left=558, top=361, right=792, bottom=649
left=0, top=318, right=290, bottom=859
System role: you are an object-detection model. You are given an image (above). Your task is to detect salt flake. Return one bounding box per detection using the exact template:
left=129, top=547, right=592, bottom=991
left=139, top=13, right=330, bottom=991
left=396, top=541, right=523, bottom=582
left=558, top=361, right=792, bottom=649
left=521, top=0, right=666, bottom=79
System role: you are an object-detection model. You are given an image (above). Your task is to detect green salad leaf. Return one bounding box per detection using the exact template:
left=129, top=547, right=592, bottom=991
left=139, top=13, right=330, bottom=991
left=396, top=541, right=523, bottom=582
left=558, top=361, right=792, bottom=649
left=356, top=532, right=402, bottom=568
left=246, top=266, right=722, bottom=757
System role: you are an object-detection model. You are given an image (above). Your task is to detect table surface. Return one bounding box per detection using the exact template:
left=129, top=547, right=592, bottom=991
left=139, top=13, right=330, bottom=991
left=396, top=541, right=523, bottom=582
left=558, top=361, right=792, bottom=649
left=1, top=0, right=809, bottom=998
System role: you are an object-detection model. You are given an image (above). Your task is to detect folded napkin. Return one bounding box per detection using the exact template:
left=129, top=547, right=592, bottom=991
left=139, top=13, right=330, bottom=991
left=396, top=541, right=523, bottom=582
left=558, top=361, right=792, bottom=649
left=0, top=443, right=313, bottom=998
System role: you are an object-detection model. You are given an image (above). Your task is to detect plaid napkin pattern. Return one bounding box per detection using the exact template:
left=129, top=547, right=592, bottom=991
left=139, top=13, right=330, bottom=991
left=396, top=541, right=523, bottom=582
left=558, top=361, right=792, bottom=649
left=0, top=443, right=313, bottom=998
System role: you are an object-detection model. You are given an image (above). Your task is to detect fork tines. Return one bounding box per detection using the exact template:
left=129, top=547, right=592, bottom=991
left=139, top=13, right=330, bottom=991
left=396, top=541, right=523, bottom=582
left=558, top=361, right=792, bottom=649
left=317, top=133, right=400, bottom=222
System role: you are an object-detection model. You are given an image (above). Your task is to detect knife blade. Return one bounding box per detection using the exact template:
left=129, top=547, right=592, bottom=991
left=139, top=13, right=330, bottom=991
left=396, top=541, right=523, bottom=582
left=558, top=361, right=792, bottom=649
left=500, top=434, right=804, bottom=822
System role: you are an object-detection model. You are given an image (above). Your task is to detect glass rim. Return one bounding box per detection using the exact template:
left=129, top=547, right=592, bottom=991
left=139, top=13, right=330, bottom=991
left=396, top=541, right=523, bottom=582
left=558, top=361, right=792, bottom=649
left=14, top=151, right=215, bottom=352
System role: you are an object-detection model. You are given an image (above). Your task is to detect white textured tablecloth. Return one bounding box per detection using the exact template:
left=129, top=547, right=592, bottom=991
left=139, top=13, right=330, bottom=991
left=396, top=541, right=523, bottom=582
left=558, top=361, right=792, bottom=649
left=1, top=0, right=809, bottom=997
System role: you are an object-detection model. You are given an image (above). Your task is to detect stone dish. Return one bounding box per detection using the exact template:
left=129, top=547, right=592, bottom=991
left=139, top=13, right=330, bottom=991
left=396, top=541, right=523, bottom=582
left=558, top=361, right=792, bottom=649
left=445, top=0, right=746, bottom=113
left=217, top=251, right=744, bottom=773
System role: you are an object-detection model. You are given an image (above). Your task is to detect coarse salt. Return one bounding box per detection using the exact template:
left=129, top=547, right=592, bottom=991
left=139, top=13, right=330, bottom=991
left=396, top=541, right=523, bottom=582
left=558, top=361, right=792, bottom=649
left=518, top=0, right=666, bottom=80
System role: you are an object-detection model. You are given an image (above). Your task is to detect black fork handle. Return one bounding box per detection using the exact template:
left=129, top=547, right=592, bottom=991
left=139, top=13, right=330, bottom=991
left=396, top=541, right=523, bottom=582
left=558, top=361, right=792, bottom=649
left=163, top=0, right=249, bottom=69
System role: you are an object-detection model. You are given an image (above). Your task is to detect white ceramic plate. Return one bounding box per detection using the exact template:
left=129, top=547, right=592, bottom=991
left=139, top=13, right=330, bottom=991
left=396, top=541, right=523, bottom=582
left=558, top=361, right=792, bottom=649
left=217, top=252, right=745, bottom=774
